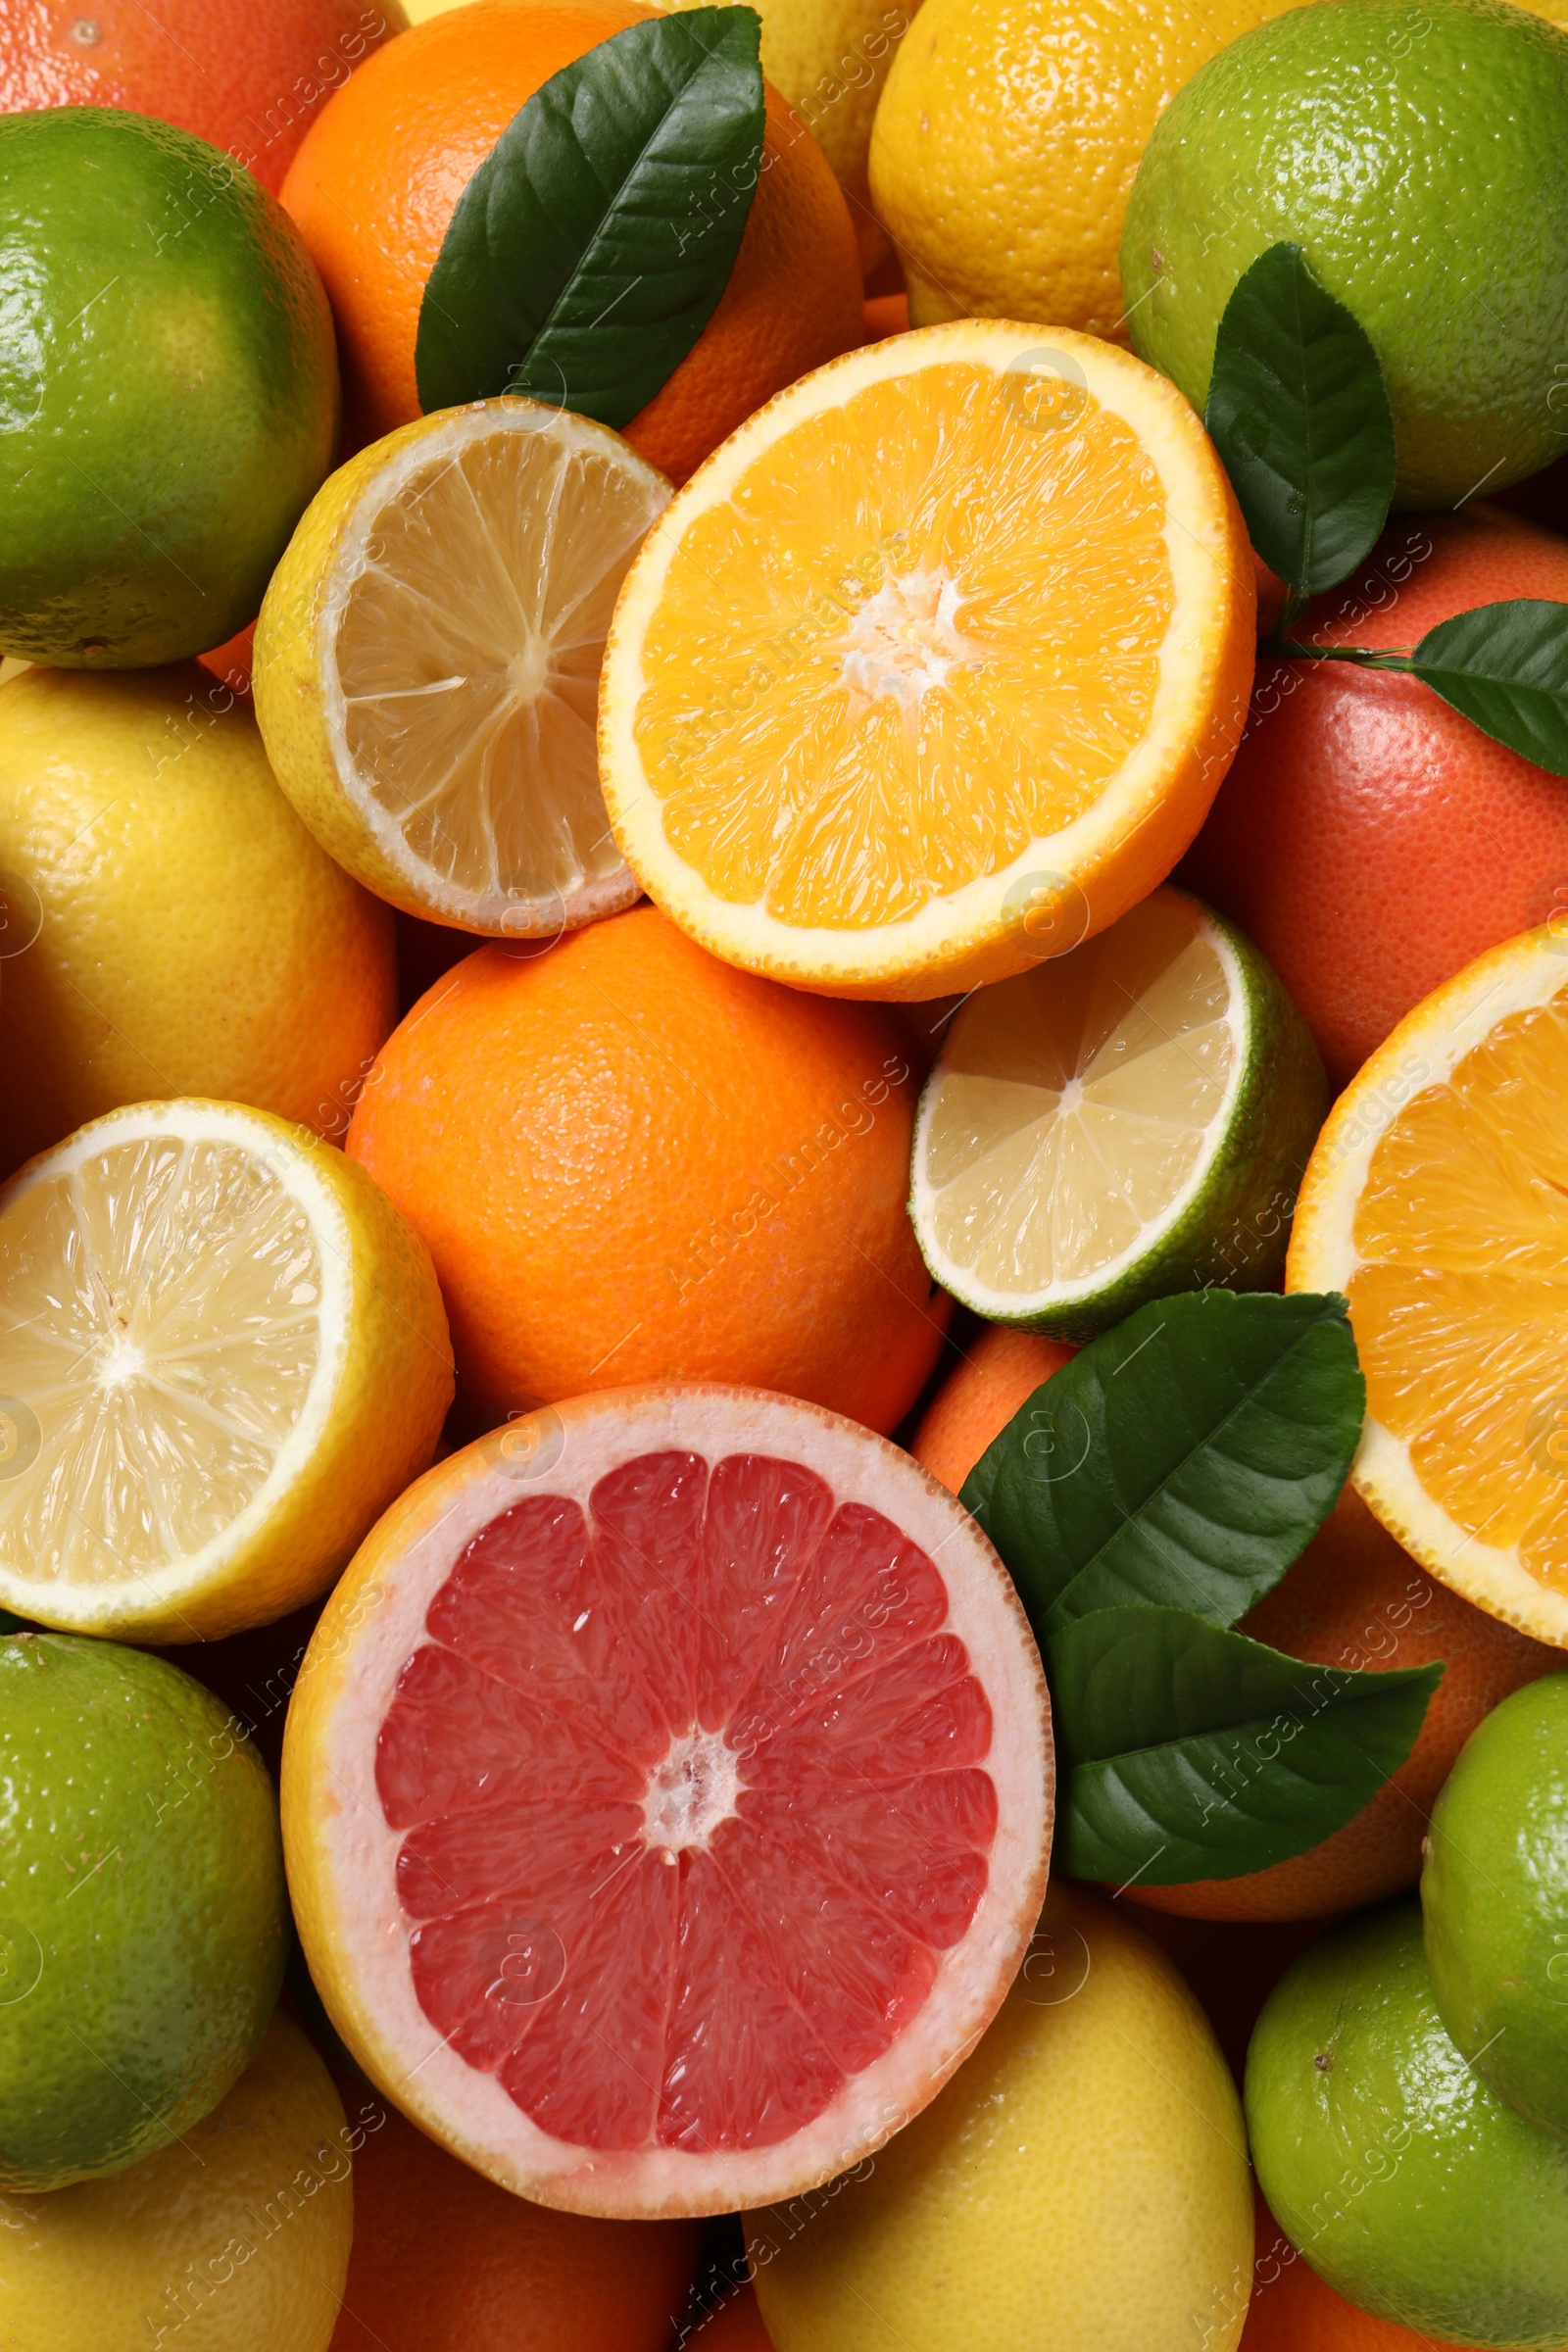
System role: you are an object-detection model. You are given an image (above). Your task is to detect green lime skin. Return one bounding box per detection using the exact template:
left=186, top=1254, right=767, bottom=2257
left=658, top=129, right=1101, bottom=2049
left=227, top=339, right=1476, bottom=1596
left=1424, top=1673, right=1568, bottom=2142
left=1120, top=0, right=1568, bottom=510
left=0, top=108, right=339, bottom=667
left=1247, top=1898, right=1568, bottom=2348
left=0, top=1633, right=287, bottom=2192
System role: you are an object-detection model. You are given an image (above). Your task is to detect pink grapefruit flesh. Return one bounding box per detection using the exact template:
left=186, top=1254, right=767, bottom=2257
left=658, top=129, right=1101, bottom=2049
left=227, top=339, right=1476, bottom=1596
left=282, top=1385, right=1054, bottom=2216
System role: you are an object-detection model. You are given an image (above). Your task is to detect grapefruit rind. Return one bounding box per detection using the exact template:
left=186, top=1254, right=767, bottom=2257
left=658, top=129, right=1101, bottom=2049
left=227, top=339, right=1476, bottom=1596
left=598, top=320, right=1255, bottom=1002
left=282, top=1383, right=1054, bottom=2217
left=1288, top=926, right=1568, bottom=1648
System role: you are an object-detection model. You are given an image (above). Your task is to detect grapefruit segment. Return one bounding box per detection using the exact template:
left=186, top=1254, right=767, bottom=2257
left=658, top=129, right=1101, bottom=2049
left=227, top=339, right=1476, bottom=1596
left=283, top=1385, right=1053, bottom=2216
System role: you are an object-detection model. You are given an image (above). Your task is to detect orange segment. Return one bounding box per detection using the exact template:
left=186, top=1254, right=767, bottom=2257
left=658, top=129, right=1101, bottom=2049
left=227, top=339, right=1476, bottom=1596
left=600, top=321, right=1256, bottom=999
left=1288, top=927, right=1568, bottom=1646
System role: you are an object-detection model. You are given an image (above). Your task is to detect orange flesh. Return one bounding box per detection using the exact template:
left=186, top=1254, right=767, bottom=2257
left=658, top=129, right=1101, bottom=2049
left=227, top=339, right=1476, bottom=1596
left=632, top=362, right=1175, bottom=929
left=376, top=1448, right=998, bottom=2151
left=1350, top=987, right=1568, bottom=1591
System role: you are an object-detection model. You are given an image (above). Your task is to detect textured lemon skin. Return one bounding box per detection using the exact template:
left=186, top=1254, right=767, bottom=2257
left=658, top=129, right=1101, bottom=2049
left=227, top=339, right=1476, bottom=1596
left=1121, top=0, right=1568, bottom=508
left=869, top=0, right=1311, bottom=341
left=0, top=1101, right=454, bottom=1644
left=0, top=664, right=395, bottom=1175
left=0, top=2013, right=353, bottom=2352
left=748, top=1884, right=1253, bottom=2352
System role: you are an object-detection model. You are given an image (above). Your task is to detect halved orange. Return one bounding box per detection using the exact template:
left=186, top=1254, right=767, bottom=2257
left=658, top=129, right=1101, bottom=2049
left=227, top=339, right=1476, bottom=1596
left=1288, top=926, right=1568, bottom=1648
left=598, top=321, right=1255, bottom=1000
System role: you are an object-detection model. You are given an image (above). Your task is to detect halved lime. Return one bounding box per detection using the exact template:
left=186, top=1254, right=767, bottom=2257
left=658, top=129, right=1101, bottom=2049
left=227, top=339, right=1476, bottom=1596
left=909, top=886, right=1327, bottom=1336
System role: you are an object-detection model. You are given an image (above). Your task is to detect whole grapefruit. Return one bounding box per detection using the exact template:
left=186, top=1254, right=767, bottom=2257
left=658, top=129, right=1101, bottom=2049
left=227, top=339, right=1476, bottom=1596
left=0, top=0, right=408, bottom=189
left=345, top=906, right=950, bottom=1431
left=1182, top=506, right=1568, bottom=1087
left=279, top=0, right=863, bottom=477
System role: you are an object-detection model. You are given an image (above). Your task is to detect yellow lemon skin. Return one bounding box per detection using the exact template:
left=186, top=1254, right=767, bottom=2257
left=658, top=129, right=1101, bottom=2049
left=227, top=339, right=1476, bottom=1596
left=0, top=2013, right=353, bottom=2352
left=869, top=0, right=1313, bottom=341
left=748, top=1883, right=1253, bottom=2352
left=0, top=663, right=395, bottom=1174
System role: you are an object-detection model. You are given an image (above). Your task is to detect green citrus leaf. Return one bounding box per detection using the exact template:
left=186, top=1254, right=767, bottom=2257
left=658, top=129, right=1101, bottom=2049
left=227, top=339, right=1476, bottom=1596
left=959, top=1290, right=1363, bottom=1639
left=1205, top=241, right=1396, bottom=599
left=415, top=6, right=764, bottom=428
left=1410, top=600, right=1568, bottom=779
left=1052, top=1605, right=1442, bottom=1885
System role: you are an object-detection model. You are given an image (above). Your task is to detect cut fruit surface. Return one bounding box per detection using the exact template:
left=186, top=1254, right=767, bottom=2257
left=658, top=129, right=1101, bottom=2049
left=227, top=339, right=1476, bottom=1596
left=255, top=400, right=670, bottom=936
left=910, top=887, right=1328, bottom=1334
left=0, top=1100, right=452, bottom=1642
left=282, top=1385, right=1053, bottom=2216
left=599, top=321, right=1255, bottom=999
left=1289, top=925, right=1568, bottom=1647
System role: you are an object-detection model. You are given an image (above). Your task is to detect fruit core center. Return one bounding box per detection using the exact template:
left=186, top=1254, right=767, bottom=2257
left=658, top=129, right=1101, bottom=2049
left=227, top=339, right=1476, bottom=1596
left=94, top=1329, right=147, bottom=1389
left=836, top=567, right=986, bottom=711
left=641, top=1727, right=744, bottom=1857
left=506, top=635, right=554, bottom=704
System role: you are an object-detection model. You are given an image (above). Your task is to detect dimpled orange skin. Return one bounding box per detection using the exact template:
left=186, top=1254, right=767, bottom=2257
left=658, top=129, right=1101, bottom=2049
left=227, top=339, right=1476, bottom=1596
left=1182, top=506, right=1568, bottom=1089
left=278, top=0, right=864, bottom=478
left=1126, top=1487, right=1563, bottom=1924
left=911, top=1323, right=1076, bottom=1494
left=327, top=2091, right=703, bottom=2352
left=345, top=906, right=950, bottom=1432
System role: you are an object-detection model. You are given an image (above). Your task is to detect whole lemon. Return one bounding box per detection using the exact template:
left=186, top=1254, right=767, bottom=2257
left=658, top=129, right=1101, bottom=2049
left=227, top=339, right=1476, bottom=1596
left=0, top=664, right=395, bottom=1174
left=868, top=0, right=1311, bottom=340
left=747, top=1884, right=1253, bottom=2352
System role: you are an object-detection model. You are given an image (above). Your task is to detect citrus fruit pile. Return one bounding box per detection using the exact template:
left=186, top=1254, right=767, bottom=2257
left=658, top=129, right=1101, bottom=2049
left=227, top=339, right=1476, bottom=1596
left=3, top=0, right=1568, bottom=2346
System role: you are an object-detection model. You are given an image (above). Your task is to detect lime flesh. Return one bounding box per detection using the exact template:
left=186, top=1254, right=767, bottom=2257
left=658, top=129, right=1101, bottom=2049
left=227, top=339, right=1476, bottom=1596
left=0, top=1634, right=287, bottom=2190
left=0, top=108, right=338, bottom=666
left=1121, top=0, right=1568, bottom=509
left=1424, top=1673, right=1568, bottom=2141
left=1247, top=1897, right=1568, bottom=2347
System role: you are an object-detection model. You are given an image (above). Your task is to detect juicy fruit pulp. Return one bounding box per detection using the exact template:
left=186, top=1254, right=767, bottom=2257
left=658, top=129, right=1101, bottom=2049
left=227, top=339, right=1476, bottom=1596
left=911, top=887, right=1325, bottom=1330
left=0, top=1099, right=452, bottom=1642
left=0, top=107, right=338, bottom=666
left=284, top=1386, right=1052, bottom=2214
left=255, top=402, right=668, bottom=934
left=0, top=1636, right=286, bottom=2192
left=1121, top=0, right=1568, bottom=508
left=600, top=320, right=1254, bottom=997
left=1247, top=1898, right=1568, bottom=2348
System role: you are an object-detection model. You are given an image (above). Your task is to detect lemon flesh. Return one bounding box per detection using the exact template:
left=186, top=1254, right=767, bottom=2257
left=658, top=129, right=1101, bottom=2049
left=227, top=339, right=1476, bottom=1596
left=0, top=1100, right=452, bottom=1642
left=911, top=887, right=1327, bottom=1333
left=256, top=400, right=670, bottom=936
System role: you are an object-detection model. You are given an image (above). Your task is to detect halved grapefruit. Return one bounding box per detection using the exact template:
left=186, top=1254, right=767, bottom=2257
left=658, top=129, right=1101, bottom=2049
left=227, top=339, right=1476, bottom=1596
left=282, top=1385, right=1053, bottom=2217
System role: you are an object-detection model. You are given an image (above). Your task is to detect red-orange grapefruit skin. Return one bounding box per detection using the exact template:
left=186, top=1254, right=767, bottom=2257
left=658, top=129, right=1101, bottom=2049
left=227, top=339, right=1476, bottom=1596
left=346, top=907, right=950, bottom=1436
left=0, top=0, right=409, bottom=190
left=1182, top=506, right=1568, bottom=1088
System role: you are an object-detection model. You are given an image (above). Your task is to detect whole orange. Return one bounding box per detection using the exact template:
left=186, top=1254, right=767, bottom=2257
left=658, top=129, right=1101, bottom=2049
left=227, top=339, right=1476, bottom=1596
left=279, top=0, right=863, bottom=477
left=345, top=906, right=950, bottom=1431
left=910, top=1323, right=1075, bottom=1495
left=1181, top=506, right=1568, bottom=1087
left=0, top=0, right=407, bottom=190
left=1128, top=1487, right=1563, bottom=1924
left=328, top=2088, right=702, bottom=2351
left=1242, top=2194, right=1467, bottom=2351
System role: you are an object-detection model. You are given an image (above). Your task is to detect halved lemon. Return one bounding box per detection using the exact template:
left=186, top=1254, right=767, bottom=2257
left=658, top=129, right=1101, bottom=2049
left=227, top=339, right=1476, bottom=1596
left=599, top=322, right=1255, bottom=999
left=0, top=1100, right=453, bottom=1642
left=254, top=400, right=671, bottom=938
left=1288, top=928, right=1568, bottom=1647
left=910, top=888, right=1328, bottom=1335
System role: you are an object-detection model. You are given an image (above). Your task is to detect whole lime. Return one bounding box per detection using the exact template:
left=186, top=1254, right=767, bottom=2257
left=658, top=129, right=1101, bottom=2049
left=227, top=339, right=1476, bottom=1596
left=0, top=108, right=338, bottom=667
left=1120, top=0, right=1568, bottom=509
left=1246, top=1897, right=1568, bottom=2346
left=1423, top=1674, right=1568, bottom=2141
left=0, top=1633, right=288, bottom=2191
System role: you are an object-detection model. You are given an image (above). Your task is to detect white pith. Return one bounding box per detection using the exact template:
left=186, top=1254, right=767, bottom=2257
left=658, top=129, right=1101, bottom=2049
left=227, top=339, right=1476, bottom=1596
left=318, top=402, right=670, bottom=935
left=599, top=320, right=1243, bottom=992
left=288, top=1384, right=1054, bottom=2218
left=911, top=891, right=1250, bottom=1313
left=0, top=1100, right=351, bottom=1626
left=834, top=567, right=988, bottom=713
left=642, top=1726, right=746, bottom=1857
left=1289, top=930, right=1568, bottom=1645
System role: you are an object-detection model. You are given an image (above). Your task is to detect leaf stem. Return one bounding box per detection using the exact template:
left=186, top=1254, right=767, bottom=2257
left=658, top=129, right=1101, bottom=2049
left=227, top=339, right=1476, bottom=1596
left=1259, top=637, right=1415, bottom=670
